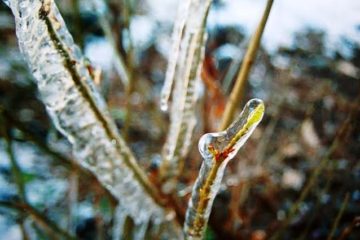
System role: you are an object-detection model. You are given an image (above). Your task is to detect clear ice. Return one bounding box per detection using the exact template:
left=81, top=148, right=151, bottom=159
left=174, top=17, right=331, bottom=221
left=4, top=0, right=180, bottom=237
left=184, top=99, right=265, bottom=239
left=160, top=0, right=191, bottom=112
left=161, top=0, right=212, bottom=188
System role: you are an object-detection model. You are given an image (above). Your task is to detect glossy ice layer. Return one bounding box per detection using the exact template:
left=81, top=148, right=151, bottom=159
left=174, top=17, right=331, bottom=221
left=161, top=0, right=212, bottom=190
left=160, top=0, right=191, bottom=112
left=4, top=0, right=180, bottom=236
left=184, top=99, right=265, bottom=239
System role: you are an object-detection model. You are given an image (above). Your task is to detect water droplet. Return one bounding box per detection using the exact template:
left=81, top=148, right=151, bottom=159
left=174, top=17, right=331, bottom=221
left=160, top=99, right=168, bottom=112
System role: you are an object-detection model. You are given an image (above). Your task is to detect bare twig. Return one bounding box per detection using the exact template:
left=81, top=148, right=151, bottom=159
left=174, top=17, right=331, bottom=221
left=296, top=172, right=334, bottom=240
left=220, top=0, right=274, bottom=130
left=0, top=200, right=77, bottom=240
left=327, top=193, right=350, bottom=240
left=1, top=112, right=76, bottom=240
left=337, top=216, right=360, bottom=240
left=1, top=118, right=26, bottom=202
left=270, top=90, right=360, bottom=239
left=0, top=106, right=117, bottom=204
left=1, top=115, right=30, bottom=240
left=122, top=0, right=136, bottom=140
left=92, top=0, right=130, bottom=86
left=68, top=170, right=79, bottom=234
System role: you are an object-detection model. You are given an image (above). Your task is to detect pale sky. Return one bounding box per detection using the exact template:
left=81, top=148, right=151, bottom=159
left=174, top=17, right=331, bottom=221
left=87, top=0, right=360, bottom=69
left=148, top=0, right=360, bottom=52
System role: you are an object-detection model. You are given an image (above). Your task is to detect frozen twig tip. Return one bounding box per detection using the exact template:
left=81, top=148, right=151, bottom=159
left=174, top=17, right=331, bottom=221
left=184, top=98, right=265, bottom=239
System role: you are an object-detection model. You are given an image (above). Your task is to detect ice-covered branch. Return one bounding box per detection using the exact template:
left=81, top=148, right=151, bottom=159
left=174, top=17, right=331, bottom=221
left=160, top=0, right=212, bottom=191
left=184, top=99, right=265, bottom=239
left=3, top=0, right=180, bottom=235
left=160, top=0, right=191, bottom=111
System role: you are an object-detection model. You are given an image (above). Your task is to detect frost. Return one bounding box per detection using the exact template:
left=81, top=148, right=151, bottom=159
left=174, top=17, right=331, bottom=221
left=161, top=0, right=212, bottom=189
left=3, top=0, right=180, bottom=235
left=184, top=99, right=265, bottom=239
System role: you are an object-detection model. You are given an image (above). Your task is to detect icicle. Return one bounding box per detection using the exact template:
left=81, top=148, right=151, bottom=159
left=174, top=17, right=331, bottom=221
left=112, top=206, right=127, bottom=240
left=184, top=99, right=265, bottom=239
left=161, top=0, right=212, bottom=191
left=4, top=0, right=181, bottom=235
left=2, top=0, right=9, bottom=6
left=160, top=0, right=191, bottom=111
left=133, top=221, right=150, bottom=240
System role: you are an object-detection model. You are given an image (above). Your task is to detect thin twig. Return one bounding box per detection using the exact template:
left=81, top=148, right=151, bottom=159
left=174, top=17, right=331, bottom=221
left=270, top=91, right=360, bottom=239
left=93, top=0, right=130, bottom=86
left=327, top=193, right=350, bottom=240
left=1, top=113, right=76, bottom=239
left=68, top=170, right=79, bottom=234
left=337, top=216, right=360, bottom=240
left=1, top=119, right=26, bottom=202
left=0, top=106, right=117, bottom=204
left=0, top=200, right=77, bottom=240
left=19, top=223, right=30, bottom=240
left=220, top=0, right=274, bottom=130
left=1, top=115, right=30, bottom=239
left=296, top=171, right=334, bottom=240
left=122, top=0, right=135, bottom=140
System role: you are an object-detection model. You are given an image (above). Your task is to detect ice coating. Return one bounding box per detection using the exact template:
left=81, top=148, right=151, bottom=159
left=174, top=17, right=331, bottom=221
left=184, top=99, right=265, bottom=239
left=161, top=0, right=212, bottom=189
left=112, top=206, right=183, bottom=240
left=112, top=206, right=127, bottom=240
left=160, top=0, right=191, bottom=112
left=199, top=99, right=265, bottom=164
left=3, top=0, right=181, bottom=235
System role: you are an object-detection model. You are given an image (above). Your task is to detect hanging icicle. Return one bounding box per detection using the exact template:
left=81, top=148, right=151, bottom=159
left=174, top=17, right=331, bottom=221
left=184, top=99, right=265, bottom=239
left=160, top=0, right=213, bottom=192
left=160, top=0, right=191, bottom=112
left=3, top=0, right=181, bottom=237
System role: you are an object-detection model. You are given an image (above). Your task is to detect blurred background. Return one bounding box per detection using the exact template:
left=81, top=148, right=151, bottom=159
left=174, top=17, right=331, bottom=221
left=0, top=0, right=359, bottom=239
